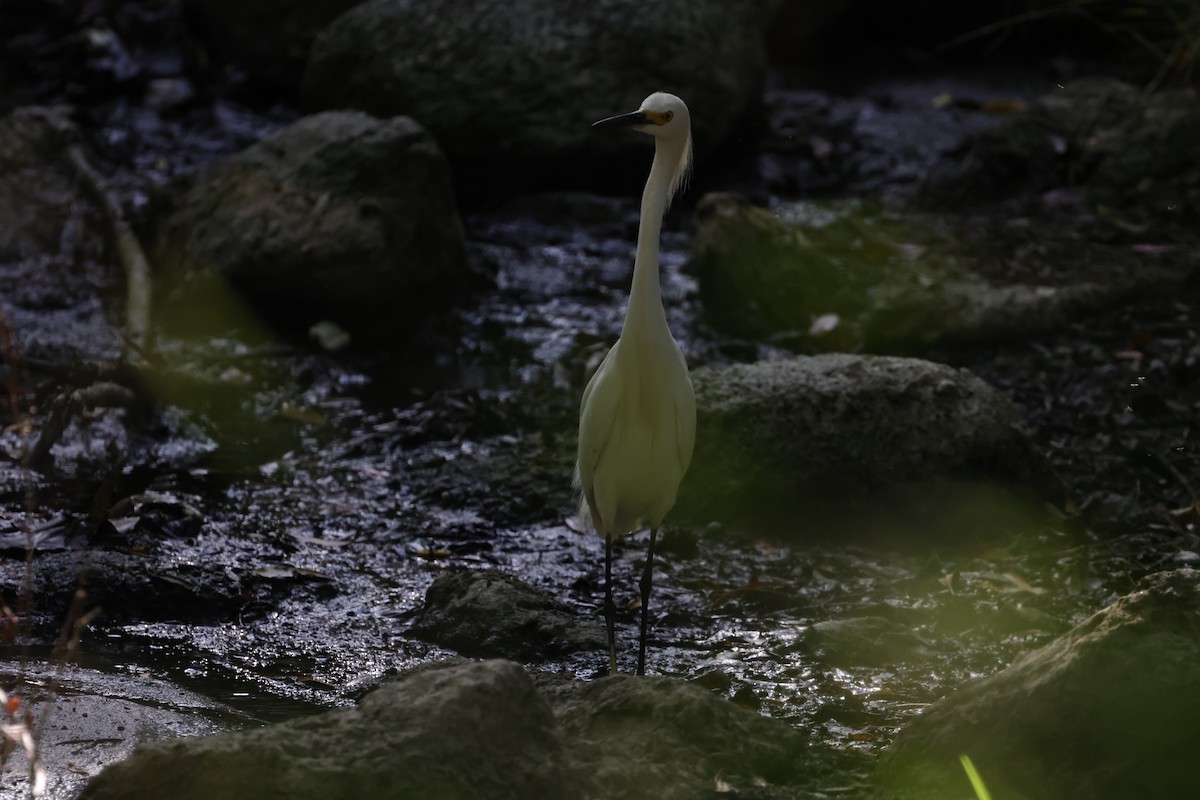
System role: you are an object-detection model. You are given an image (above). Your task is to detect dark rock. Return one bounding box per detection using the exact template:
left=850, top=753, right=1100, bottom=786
left=864, top=278, right=1120, bottom=354
left=690, top=192, right=884, bottom=339
left=79, top=660, right=569, bottom=800
left=547, top=673, right=806, bottom=797
left=155, top=110, right=466, bottom=341
left=876, top=568, right=1200, bottom=800
left=410, top=569, right=606, bottom=660
left=689, top=193, right=1170, bottom=353
left=183, top=0, right=363, bottom=92
left=81, top=659, right=806, bottom=799
left=302, top=0, right=766, bottom=167
left=678, top=354, right=1059, bottom=532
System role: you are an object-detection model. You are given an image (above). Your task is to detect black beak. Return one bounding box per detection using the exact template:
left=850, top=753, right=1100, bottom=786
left=592, top=109, right=649, bottom=130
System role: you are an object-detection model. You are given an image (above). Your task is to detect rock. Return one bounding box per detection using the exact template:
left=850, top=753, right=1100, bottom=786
left=81, top=659, right=806, bottom=799
left=689, top=193, right=1177, bottom=353
left=155, top=110, right=466, bottom=340
left=678, top=354, right=1059, bottom=530
left=545, top=673, right=805, bottom=797
left=410, top=569, right=606, bottom=660
left=0, top=106, right=123, bottom=363
left=691, top=193, right=880, bottom=340
left=79, top=660, right=569, bottom=800
left=875, top=569, right=1200, bottom=800
left=864, top=278, right=1120, bottom=354
left=184, top=0, right=362, bottom=92
left=302, top=0, right=766, bottom=167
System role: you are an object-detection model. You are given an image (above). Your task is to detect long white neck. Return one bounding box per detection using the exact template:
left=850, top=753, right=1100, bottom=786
left=621, top=135, right=686, bottom=340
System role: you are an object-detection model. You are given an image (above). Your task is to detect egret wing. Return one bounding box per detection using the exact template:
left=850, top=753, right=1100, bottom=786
left=675, top=369, right=696, bottom=476
left=577, top=344, right=622, bottom=519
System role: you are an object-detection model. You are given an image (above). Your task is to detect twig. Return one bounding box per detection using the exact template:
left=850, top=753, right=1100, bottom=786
left=65, top=144, right=153, bottom=360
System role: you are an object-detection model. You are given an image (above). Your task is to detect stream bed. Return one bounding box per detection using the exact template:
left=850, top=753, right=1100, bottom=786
left=1, top=21, right=1197, bottom=797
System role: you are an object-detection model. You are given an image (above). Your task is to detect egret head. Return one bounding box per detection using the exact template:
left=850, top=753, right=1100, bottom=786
left=594, top=92, right=690, bottom=140
left=594, top=92, right=693, bottom=207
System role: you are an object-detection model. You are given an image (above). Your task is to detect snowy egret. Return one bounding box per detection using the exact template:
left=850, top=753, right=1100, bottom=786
left=577, top=92, right=697, bottom=676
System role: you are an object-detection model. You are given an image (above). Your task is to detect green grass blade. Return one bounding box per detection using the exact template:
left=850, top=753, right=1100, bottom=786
left=959, top=754, right=993, bottom=800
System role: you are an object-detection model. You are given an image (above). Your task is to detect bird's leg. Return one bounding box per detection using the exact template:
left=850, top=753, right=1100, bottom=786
left=605, top=533, right=618, bottom=675
left=637, top=527, right=659, bottom=676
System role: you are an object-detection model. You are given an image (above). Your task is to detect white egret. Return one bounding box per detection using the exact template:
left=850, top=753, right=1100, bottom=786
left=577, top=92, right=697, bottom=676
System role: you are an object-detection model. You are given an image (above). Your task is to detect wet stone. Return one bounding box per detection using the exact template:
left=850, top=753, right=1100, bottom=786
left=680, top=353, right=1060, bottom=535
left=81, top=659, right=808, bottom=800
left=155, top=110, right=466, bottom=341
left=79, top=660, right=569, bottom=800
left=302, top=0, right=764, bottom=168
left=688, top=193, right=1181, bottom=354
left=545, top=671, right=807, bottom=798
left=876, top=568, right=1200, bottom=800
left=410, top=569, right=606, bottom=661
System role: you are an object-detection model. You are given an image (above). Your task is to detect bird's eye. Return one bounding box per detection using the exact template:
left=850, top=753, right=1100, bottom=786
left=663, top=111, right=674, bottom=122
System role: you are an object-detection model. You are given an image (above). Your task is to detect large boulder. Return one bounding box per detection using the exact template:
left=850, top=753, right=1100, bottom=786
left=875, top=569, right=1200, bottom=800
left=302, top=0, right=766, bottom=165
left=80, top=659, right=807, bottom=799
left=689, top=192, right=1188, bottom=353
left=80, top=660, right=568, bottom=800
left=678, top=354, right=1058, bottom=531
left=690, top=193, right=890, bottom=340
left=155, top=110, right=466, bottom=340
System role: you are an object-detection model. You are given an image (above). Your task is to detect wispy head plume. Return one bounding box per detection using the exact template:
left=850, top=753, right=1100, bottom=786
left=666, top=133, right=693, bottom=212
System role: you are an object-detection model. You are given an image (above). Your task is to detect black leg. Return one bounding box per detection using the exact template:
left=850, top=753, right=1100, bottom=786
left=637, top=527, right=658, bottom=676
left=605, top=533, right=617, bottom=675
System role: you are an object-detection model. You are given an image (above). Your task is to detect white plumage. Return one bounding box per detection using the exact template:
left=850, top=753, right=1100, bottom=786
left=576, top=92, right=696, bottom=675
